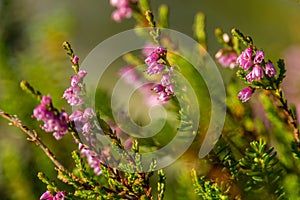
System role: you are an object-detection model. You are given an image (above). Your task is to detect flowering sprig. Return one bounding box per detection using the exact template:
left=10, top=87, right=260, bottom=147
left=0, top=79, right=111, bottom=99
left=216, top=28, right=300, bottom=148
left=144, top=45, right=176, bottom=102
left=110, top=0, right=138, bottom=22
left=32, top=95, right=69, bottom=140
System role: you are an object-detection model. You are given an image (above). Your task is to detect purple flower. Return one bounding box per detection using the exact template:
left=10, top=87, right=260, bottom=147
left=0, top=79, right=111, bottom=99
left=145, top=53, right=160, bottom=65
left=152, top=84, right=164, bottom=93
left=155, top=46, right=167, bottom=56
left=72, top=56, right=79, bottom=65
left=110, top=0, right=128, bottom=7
left=41, top=95, right=52, bottom=106
left=146, top=63, right=165, bottom=75
left=79, top=143, right=102, bottom=175
left=78, top=70, right=87, bottom=78
left=33, top=96, right=69, bottom=140
left=152, top=84, right=174, bottom=103
left=119, top=65, right=141, bottom=86
left=110, top=0, right=135, bottom=22
left=252, top=64, right=264, bottom=80
left=40, top=190, right=65, bottom=200
left=265, top=61, right=277, bottom=77
left=157, top=91, right=172, bottom=102
left=40, top=190, right=52, bottom=200
left=82, top=122, right=91, bottom=134
left=33, top=105, right=48, bottom=121
left=71, top=76, right=80, bottom=87
left=142, top=42, right=156, bottom=56
left=69, top=110, right=84, bottom=122
left=165, top=85, right=175, bottom=95
left=238, top=87, right=253, bottom=103
left=161, top=73, right=172, bottom=86
left=63, top=70, right=87, bottom=106
left=70, top=108, right=95, bottom=134
left=237, top=48, right=253, bottom=71
left=246, top=65, right=264, bottom=82
left=215, top=49, right=238, bottom=68
left=55, top=191, right=66, bottom=200
left=254, top=50, right=264, bottom=64
left=83, top=107, right=95, bottom=119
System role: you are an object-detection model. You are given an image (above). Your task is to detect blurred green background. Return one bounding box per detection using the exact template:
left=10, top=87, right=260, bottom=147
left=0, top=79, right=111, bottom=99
left=1, top=0, right=300, bottom=199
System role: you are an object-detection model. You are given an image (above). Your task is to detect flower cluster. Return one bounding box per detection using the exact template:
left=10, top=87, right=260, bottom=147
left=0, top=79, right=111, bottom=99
left=215, top=48, right=239, bottom=68
left=62, top=70, right=87, bottom=106
left=69, top=107, right=95, bottom=134
left=237, top=87, right=254, bottom=103
left=110, top=0, right=137, bottom=22
left=237, top=48, right=277, bottom=81
left=144, top=46, right=175, bottom=102
left=236, top=48, right=277, bottom=102
left=119, top=66, right=163, bottom=106
left=40, top=190, right=65, bottom=200
left=79, top=143, right=102, bottom=175
left=33, top=95, right=69, bottom=140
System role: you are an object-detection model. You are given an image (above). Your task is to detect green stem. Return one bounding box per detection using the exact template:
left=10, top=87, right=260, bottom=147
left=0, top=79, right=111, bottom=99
left=273, top=88, right=300, bottom=147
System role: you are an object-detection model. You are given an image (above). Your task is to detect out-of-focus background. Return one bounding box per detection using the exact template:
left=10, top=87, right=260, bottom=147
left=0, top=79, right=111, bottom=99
left=1, top=0, right=300, bottom=199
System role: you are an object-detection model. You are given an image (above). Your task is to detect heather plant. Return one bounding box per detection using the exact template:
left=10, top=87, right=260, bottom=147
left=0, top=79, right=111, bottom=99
left=1, top=0, right=300, bottom=200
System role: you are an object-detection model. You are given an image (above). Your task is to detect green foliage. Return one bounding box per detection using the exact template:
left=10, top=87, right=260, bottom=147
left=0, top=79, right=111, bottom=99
left=193, top=12, right=206, bottom=50
left=191, top=169, right=230, bottom=200
left=158, top=4, right=169, bottom=28
left=239, top=139, right=286, bottom=199
left=275, top=59, right=286, bottom=88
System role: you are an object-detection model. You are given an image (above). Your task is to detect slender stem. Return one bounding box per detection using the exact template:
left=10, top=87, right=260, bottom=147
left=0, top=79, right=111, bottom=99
left=0, top=109, right=66, bottom=170
left=273, top=89, right=300, bottom=147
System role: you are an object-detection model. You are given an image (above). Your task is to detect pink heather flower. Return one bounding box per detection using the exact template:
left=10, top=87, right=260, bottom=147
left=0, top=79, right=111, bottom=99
left=155, top=46, right=167, bottom=56
left=110, top=0, right=128, bottom=7
left=251, top=64, right=264, bottom=80
left=72, top=56, right=79, bottom=65
left=70, top=108, right=94, bottom=134
left=110, top=0, right=135, bottom=22
left=71, top=76, right=80, bottom=87
left=145, top=53, right=160, bottom=65
left=246, top=65, right=264, bottom=82
left=124, top=137, right=134, bottom=149
left=265, top=61, right=277, bottom=77
left=158, top=91, right=172, bottom=102
left=69, top=110, right=84, bottom=122
left=41, top=95, right=52, bottom=106
left=215, top=49, right=238, bottom=69
left=237, top=48, right=253, bottom=71
left=55, top=191, right=66, bottom=200
left=83, top=107, right=95, bottom=119
left=238, top=87, right=253, bottom=103
left=40, top=190, right=52, bottom=200
left=142, top=42, right=156, bottom=56
left=152, top=84, right=164, bottom=93
left=82, top=122, right=91, bottom=134
left=79, top=143, right=102, bottom=175
left=40, top=190, right=65, bottom=200
left=165, top=84, right=175, bottom=96
left=33, top=105, right=48, bottom=121
left=78, top=70, right=87, bottom=78
left=254, top=50, right=264, bottom=64
left=161, top=73, right=172, bottom=86
left=33, top=96, right=68, bottom=140
left=146, top=63, right=165, bottom=76
left=119, top=65, right=142, bottom=87
left=63, top=70, right=87, bottom=106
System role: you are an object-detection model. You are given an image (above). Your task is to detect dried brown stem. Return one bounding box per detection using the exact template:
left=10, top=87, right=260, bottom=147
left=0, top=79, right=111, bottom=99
left=0, top=109, right=66, bottom=170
